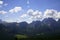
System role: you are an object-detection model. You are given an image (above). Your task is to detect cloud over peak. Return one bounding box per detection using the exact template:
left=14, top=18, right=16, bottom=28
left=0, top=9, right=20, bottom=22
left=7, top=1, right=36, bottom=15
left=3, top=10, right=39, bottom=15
left=44, top=9, right=57, bottom=18
left=9, top=7, right=22, bottom=13
left=19, top=9, right=60, bottom=23
left=1, top=7, right=60, bottom=23
left=20, top=9, right=43, bottom=23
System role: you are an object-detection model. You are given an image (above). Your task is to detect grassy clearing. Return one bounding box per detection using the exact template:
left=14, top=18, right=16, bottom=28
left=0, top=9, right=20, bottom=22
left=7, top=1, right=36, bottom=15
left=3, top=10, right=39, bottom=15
left=15, top=34, right=28, bottom=39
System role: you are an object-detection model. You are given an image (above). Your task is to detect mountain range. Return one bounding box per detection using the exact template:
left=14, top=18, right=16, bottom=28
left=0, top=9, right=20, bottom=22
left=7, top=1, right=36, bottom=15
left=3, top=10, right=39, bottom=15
left=0, top=18, right=60, bottom=40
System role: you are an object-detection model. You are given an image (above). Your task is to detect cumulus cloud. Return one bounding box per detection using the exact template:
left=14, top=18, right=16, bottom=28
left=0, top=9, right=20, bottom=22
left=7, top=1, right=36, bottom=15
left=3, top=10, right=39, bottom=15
left=28, top=10, right=42, bottom=21
left=20, top=9, right=42, bottom=23
left=1, top=8, right=60, bottom=23
left=21, top=14, right=28, bottom=18
left=55, top=12, right=60, bottom=19
left=20, top=14, right=30, bottom=22
left=43, top=9, right=60, bottom=21
left=0, top=1, right=3, bottom=5
left=27, top=9, right=42, bottom=18
left=9, top=7, right=22, bottom=13
left=54, top=12, right=60, bottom=21
left=19, top=9, right=60, bottom=23
left=43, top=9, right=57, bottom=18
left=27, top=9, right=34, bottom=16
left=0, top=10, right=7, bottom=14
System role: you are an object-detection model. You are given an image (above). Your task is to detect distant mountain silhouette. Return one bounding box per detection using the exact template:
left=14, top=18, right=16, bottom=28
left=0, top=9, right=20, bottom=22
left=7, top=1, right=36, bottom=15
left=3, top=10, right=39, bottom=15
left=56, top=19, right=60, bottom=33
left=18, top=22, right=28, bottom=34
left=42, top=18, right=56, bottom=26
left=27, top=21, right=41, bottom=35
left=57, top=19, right=60, bottom=26
left=42, top=18, right=57, bottom=34
left=0, top=18, right=60, bottom=40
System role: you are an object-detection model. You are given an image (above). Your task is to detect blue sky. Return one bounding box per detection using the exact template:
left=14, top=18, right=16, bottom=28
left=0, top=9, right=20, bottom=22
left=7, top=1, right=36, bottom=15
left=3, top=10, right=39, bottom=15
left=0, top=0, right=60, bottom=23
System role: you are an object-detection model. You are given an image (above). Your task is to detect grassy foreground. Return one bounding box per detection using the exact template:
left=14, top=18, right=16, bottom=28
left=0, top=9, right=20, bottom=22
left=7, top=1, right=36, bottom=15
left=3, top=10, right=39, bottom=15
left=14, top=34, right=60, bottom=40
left=15, top=34, right=28, bottom=40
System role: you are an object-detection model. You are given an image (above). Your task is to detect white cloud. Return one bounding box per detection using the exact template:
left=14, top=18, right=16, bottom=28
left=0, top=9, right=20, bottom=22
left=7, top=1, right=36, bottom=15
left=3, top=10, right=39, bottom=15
left=0, top=10, right=7, bottom=14
left=0, top=1, right=3, bottom=5
left=27, top=9, right=34, bottom=16
left=20, top=9, right=42, bottom=23
left=43, top=9, right=60, bottom=21
left=26, top=16, right=33, bottom=23
left=43, top=9, right=57, bottom=19
left=20, top=14, right=30, bottom=22
left=19, top=9, right=60, bottom=23
left=55, top=12, right=60, bottom=19
left=21, top=14, right=28, bottom=18
left=27, top=9, right=42, bottom=17
left=27, top=9, right=42, bottom=21
left=54, top=12, right=60, bottom=21
left=1, top=8, right=60, bottom=23
left=9, top=7, right=22, bottom=13
left=5, top=19, right=15, bottom=23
